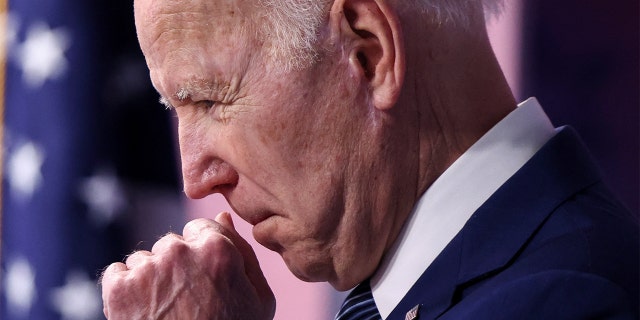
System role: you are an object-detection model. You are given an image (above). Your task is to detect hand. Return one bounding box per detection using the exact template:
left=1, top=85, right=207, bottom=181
left=101, top=212, right=275, bottom=320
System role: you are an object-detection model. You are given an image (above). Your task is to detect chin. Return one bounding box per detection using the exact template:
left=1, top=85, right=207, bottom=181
left=280, top=250, right=333, bottom=284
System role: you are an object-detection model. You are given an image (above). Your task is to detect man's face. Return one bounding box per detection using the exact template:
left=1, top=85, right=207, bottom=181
left=134, top=0, right=396, bottom=289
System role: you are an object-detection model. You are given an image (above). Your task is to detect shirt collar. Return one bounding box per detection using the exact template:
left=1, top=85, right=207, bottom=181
left=370, top=98, right=555, bottom=318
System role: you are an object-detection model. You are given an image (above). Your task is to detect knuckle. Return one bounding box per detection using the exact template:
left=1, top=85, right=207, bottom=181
left=101, top=262, right=126, bottom=284
left=151, top=232, right=186, bottom=255
left=107, top=275, right=128, bottom=294
left=201, top=231, right=234, bottom=252
left=102, top=270, right=129, bottom=301
left=183, top=218, right=218, bottom=241
left=199, top=233, right=242, bottom=272
left=184, top=217, right=214, bottom=230
left=124, top=250, right=152, bottom=268
left=100, top=268, right=114, bottom=288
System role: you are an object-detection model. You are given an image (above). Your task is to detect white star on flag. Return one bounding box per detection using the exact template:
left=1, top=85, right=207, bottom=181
left=15, top=21, right=71, bottom=88
left=2, top=13, right=19, bottom=54
left=50, top=271, right=102, bottom=320
left=7, top=141, right=46, bottom=200
left=3, top=257, right=37, bottom=317
left=79, top=169, right=127, bottom=226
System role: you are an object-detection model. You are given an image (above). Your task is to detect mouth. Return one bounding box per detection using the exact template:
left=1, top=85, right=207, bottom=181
left=223, top=196, right=282, bottom=250
left=223, top=196, right=274, bottom=226
left=230, top=204, right=276, bottom=226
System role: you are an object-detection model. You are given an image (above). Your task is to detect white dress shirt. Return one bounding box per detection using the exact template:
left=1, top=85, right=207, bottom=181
left=370, top=98, right=556, bottom=319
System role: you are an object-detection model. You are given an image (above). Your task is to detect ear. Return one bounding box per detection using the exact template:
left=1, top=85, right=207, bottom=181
left=329, top=0, right=405, bottom=110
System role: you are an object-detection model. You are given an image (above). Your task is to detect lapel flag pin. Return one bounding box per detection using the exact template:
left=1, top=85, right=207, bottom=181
left=405, top=304, right=420, bottom=320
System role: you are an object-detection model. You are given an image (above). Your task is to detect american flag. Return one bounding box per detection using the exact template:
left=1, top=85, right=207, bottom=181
left=1, top=1, right=183, bottom=319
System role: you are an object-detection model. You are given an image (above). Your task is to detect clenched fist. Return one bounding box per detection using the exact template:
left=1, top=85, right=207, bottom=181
left=101, top=212, right=275, bottom=319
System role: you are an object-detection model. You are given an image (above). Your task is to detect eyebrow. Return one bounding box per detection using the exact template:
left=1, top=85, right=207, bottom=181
left=158, top=96, right=174, bottom=110
left=158, top=82, right=209, bottom=110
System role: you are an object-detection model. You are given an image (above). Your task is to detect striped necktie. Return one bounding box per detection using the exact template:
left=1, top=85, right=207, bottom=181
left=335, top=280, right=382, bottom=320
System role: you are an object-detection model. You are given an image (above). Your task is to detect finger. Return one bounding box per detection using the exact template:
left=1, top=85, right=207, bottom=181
left=183, top=217, right=228, bottom=242
left=215, top=211, right=236, bottom=229
left=184, top=214, right=267, bottom=287
left=151, top=232, right=184, bottom=255
left=214, top=212, right=259, bottom=270
left=182, top=214, right=272, bottom=306
left=102, top=261, right=128, bottom=279
left=182, top=214, right=274, bottom=312
left=214, top=212, right=273, bottom=305
left=125, top=250, right=153, bottom=269
left=101, top=262, right=128, bottom=311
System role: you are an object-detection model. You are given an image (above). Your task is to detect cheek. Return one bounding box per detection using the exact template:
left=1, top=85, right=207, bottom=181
left=245, top=58, right=360, bottom=164
left=245, top=93, right=317, bottom=163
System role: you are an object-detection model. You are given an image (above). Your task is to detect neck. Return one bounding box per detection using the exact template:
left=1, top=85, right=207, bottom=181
left=401, top=17, right=517, bottom=197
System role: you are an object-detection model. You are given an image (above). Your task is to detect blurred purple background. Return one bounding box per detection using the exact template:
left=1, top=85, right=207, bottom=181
left=1, top=1, right=637, bottom=319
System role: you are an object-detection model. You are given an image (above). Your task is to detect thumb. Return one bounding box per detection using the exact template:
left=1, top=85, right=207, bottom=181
left=215, top=211, right=237, bottom=230
left=214, top=212, right=275, bottom=312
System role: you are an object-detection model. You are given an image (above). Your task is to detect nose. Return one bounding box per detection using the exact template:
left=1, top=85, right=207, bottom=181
left=178, top=123, right=238, bottom=199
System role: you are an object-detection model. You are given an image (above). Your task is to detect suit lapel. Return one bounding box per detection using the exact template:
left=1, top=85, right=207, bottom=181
left=387, top=127, right=602, bottom=319
left=457, top=126, right=601, bottom=284
left=387, top=233, right=464, bottom=319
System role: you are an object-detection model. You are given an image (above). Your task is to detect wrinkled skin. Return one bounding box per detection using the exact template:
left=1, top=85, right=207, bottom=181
left=101, top=214, right=275, bottom=319
left=133, top=0, right=412, bottom=287
left=102, top=0, right=418, bottom=318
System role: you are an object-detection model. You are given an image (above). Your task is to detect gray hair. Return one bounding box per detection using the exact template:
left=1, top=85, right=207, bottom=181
left=256, top=0, right=504, bottom=71
left=257, top=0, right=328, bottom=70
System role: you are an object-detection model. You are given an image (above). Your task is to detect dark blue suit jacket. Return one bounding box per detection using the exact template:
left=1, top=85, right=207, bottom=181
left=387, top=127, right=639, bottom=319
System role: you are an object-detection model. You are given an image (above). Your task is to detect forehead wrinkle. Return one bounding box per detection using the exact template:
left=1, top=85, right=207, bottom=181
left=137, top=0, right=259, bottom=52
left=144, top=11, right=257, bottom=75
left=148, top=0, right=250, bottom=36
left=139, top=0, right=262, bottom=107
left=142, top=9, right=205, bottom=52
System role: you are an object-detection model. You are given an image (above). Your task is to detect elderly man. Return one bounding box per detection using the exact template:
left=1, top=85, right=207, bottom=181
left=101, top=0, right=639, bottom=318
